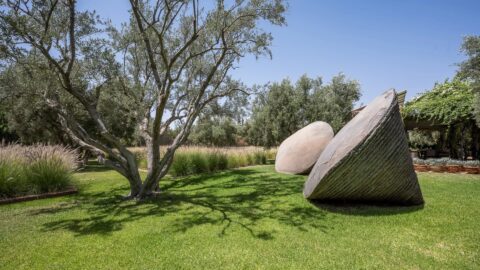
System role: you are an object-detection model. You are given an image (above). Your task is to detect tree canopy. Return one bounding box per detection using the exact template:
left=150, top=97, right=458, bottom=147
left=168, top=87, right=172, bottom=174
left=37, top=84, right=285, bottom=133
left=458, top=35, right=480, bottom=127
left=247, top=74, right=361, bottom=147
left=0, top=0, right=286, bottom=199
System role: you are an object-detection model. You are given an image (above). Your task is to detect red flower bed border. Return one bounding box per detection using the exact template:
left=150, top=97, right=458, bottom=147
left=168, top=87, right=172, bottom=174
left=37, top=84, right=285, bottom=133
left=0, top=188, right=77, bottom=205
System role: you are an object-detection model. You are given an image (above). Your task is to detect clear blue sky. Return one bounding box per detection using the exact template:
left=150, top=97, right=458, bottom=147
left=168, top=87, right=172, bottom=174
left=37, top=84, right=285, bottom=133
left=79, top=0, right=480, bottom=105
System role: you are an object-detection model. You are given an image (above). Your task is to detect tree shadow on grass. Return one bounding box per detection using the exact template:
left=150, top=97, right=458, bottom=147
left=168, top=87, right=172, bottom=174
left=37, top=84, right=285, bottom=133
left=310, top=200, right=424, bottom=216
left=37, top=167, right=330, bottom=239
left=75, top=164, right=113, bottom=173
left=36, top=166, right=423, bottom=239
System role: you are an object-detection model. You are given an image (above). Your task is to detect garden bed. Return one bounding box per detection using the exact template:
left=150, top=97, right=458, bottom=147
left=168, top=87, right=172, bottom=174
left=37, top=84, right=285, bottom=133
left=0, top=187, right=77, bottom=205
left=1, top=144, right=79, bottom=199
left=413, top=158, right=480, bottom=174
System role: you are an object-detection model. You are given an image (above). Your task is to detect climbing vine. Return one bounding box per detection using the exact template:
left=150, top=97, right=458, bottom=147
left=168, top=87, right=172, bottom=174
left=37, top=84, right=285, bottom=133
left=403, top=79, right=475, bottom=125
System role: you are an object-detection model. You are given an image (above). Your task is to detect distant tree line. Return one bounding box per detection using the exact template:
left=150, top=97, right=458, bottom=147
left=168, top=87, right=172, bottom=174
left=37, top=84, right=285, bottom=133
left=246, top=74, right=361, bottom=147
left=1, top=69, right=361, bottom=148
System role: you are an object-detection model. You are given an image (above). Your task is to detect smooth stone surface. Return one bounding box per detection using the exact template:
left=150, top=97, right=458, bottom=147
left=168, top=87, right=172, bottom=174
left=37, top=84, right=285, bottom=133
left=275, top=121, right=334, bottom=175
left=304, top=90, right=424, bottom=205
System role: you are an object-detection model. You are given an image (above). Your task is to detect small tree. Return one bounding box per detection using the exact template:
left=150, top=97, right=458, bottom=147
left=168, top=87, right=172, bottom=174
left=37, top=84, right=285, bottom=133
left=0, top=0, right=286, bottom=199
left=458, top=35, right=480, bottom=127
left=308, top=73, right=361, bottom=132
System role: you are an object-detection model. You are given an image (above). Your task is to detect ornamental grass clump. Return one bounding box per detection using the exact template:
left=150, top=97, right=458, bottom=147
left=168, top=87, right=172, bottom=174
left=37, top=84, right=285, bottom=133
left=170, top=152, right=192, bottom=176
left=189, top=152, right=209, bottom=174
left=166, top=146, right=269, bottom=177
left=0, top=144, right=79, bottom=198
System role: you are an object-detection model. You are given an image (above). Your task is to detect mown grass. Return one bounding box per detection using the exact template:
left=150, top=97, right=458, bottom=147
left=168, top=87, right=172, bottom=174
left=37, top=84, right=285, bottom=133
left=0, top=166, right=479, bottom=269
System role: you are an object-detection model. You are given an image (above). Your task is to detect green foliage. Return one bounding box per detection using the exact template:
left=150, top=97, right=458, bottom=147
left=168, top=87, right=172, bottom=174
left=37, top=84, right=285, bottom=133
left=0, top=110, right=17, bottom=143
left=265, top=148, right=277, bottom=160
left=0, top=58, right=140, bottom=145
left=169, top=153, right=192, bottom=177
left=403, top=79, right=475, bottom=125
left=308, top=74, right=362, bottom=132
left=254, top=151, right=267, bottom=164
left=0, top=145, right=78, bottom=198
left=189, top=117, right=238, bottom=146
left=169, top=149, right=266, bottom=177
left=464, top=160, right=480, bottom=167
left=133, top=150, right=148, bottom=170
left=408, top=129, right=440, bottom=150
left=446, top=159, right=464, bottom=166
left=458, top=35, right=480, bottom=127
left=0, top=1, right=287, bottom=197
left=189, top=152, right=209, bottom=175
left=0, top=160, right=27, bottom=197
left=247, top=79, right=303, bottom=147
left=216, top=153, right=229, bottom=171
left=247, top=74, right=361, bottom=147
left=27, top=158, right=73, bottom=193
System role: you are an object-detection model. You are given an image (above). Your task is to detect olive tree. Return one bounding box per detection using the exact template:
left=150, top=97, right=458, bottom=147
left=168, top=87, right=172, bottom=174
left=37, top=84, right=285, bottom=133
left=247, top=74, right=361, bottom=147
left=0, top=0, right=286, bottom=199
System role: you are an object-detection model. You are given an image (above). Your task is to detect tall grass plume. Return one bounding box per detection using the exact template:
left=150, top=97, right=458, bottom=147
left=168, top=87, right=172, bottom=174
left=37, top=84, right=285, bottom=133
left=130, top=146, right=269, bottom=177
left=0, top=144, right=79, bottom=198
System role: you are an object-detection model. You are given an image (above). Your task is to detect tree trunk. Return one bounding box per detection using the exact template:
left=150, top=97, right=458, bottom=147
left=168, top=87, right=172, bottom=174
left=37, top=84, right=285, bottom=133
left=135, top=149, right=175, bottom=200
left=145, top=139, right=154, bottom=172
left=127, top=177, right=142, bottom=198
left=448, top=124, right=459, bottom=159
left=472, top=121, right=479, bottom=160
left=100, top=150, right=143, bottom=199
left=460, top=123, right=467, bottom=160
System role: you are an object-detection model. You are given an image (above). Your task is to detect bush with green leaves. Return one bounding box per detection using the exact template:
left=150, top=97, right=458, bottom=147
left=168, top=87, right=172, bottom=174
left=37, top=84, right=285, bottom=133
left=0, top=144, right=78, bottom=198
left=169, top=152, right=192, bottom=177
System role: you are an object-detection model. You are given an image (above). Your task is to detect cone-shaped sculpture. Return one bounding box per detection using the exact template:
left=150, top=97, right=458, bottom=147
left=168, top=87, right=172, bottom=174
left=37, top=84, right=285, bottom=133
left=304, top=90, right=424, bottom=205
left=276, top=121, right=334, bottom=175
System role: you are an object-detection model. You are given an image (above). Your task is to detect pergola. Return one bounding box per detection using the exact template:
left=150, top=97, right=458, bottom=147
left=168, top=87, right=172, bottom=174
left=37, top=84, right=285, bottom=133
left=351, top=90, right=479, bottom=159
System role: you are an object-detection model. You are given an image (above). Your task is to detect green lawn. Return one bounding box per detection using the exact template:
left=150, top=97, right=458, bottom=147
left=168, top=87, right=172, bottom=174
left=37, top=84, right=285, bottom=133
left=0, top=165, right=479, bottom=269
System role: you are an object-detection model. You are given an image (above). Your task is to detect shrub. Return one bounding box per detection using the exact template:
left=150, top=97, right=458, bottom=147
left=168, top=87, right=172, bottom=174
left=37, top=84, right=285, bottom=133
left=464, top=160, right=480, bottom=167
left=254, top=151, right=267, bottom=165
left=189, top=152, right=208, bottom=174
left=227, top=155, right=239, bottom=169
left=130, top=146, right=271, bottom=177
left=170, top=152, right=191, bottom=176
left=0, top=144, right=78, bottom=199
left=412, top=158, right=426, bottom=165
left=446, top=159, right=463, bottom=166
left=265, top=148, right=277, bottom=160
left=27, top=158, right=72, bottom=193
left=436, top=158, right=449, bottom=166
left=0, top=160, right=27, bottom=197
left=424, top=159, right=436, bottom=166
left=206, top=152, right=219, bottom=172
left=246, top=153, right=254, bottom=165
left=236, top=154, right=248, bottom=167
left=216, top=152, right=228, bottom=170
